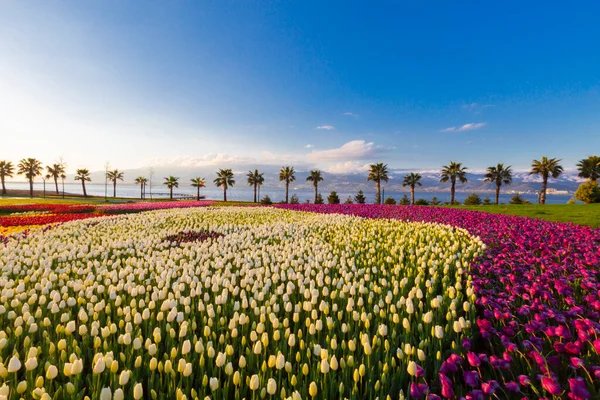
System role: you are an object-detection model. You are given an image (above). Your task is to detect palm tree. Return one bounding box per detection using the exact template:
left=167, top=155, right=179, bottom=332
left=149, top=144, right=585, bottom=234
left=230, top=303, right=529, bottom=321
left=256, top=172, right=265, bottom=201
left=214, top=169, right=235, bottom=201
left=74, top=168, right=91, bottom=197
left=46, top=163, right=66, bottom=195
left=530, top=157, right=563, bottom=204
left=163, top=176, right=179, bottom=200
left=306, top=170, right=324, bottom=204
left=17, top=158, right=43, bottom=197
left=0, top=161, right=14, bottom=195
left=106, top=169, right=124, bottom=198
left=440, top=161, right=468, bottom=204
left=367, top=163, right=389, bottom=204
left=279, top=166, right=296, bottom=203
left=134, top=176, right=148, bottom=199
left=484, top=163, right=513, bottom=205
left=190, top=177, right=206, bottom=201
left=246, top=169, right=265, bottom=203
left=576, top=155, right=600, bottom=182
left=402, top=173, right=422, bottom=205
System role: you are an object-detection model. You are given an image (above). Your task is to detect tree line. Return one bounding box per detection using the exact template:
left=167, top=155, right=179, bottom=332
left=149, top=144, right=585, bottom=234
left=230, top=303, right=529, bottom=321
left=0, top=155, right=599, bottom=204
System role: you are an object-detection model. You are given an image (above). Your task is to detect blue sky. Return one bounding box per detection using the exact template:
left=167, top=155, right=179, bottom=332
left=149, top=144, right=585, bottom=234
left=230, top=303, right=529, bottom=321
left=1, top=1, right=599, bottom=175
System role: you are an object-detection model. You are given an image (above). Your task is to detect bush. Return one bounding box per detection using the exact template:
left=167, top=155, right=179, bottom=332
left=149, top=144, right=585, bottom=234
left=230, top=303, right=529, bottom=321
left=399, top=194, right=410, bottom=205
left=430, top=196, right=441, bottom=206
left=483, top=196, right=492, bottom=205
left=509, top=193, right=530, bottom=205
left=567, top=197, right=576, bottom=205
left=260, top=195, right=272, bottom=205
left=315, top=193, right=324, bottom=204
left=354, top=190, right=366, bottom=204
left=289, top=194, right=300, bottom=204
left=344, top=196, right=353, bottom=204
left=384, top=197, right=396, bottom=205
left=464, top=193, right=482, bottom=206
left=574, top=181, right=600, bottom=204
left=415, top=198, right=429, bottom=205
left=327, top=191, right=340, bottom=204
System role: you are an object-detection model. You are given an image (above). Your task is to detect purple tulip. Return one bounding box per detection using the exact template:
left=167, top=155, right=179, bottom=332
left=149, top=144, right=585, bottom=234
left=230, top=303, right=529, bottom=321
left=439, top=373, right=454, bottom=399
left=463, top=371, right=479, bottom=387
left=541, top=376, right=562, bottom=396
left=519, top=375, right=532, bottom=386
left=570, top=357, right=585, bottom=369
left=505, top=381, right=520, bottom=393
left=410, top=382, right=424, bottom=398
left=466, top=352, right=480, bottom=367
left=465, top=390, right=484, bottom=400
left=481, top=380, right=500, bottom=395
left=568, top=377, right=590, bottom=399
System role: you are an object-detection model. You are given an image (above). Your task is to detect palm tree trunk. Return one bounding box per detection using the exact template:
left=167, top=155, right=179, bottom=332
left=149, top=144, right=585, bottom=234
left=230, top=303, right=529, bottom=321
left=411, top=186, right=415, bottom=205
left=450, top=179, right=456, bottom=204
left=170, top=187, right=173, bottom=200
left=54, top=177, right=59, bottom=195
left=285, top=181, right=289, bottom=203
left=113, top=181, right=117, bottom=198
left=197, top=187, right=200, bottom=201
left=314, top=184, right=318, bottom=203
left=495, top=184, right=500, bottom=205
left=224, top=187, right=227, bottom=202
left=82, top=181, right=87, bottom=197
left=254, top=184, right=257, bottom=203
left=376, top=181, right=381, bottom=204
left=541, top=177, right=548, bottom=204
left=29, top=178, right=33, bottom=197
left=1, top=176, right=6, bottom=195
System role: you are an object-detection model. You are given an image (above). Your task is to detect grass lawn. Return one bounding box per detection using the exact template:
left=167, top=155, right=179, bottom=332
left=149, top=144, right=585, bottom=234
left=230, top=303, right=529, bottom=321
left=450, top=204, right=600, bottom=228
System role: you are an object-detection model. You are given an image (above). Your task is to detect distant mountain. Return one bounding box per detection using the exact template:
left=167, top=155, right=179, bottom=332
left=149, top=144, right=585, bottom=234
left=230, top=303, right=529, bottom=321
left=62, top=166, right=585, bottom=195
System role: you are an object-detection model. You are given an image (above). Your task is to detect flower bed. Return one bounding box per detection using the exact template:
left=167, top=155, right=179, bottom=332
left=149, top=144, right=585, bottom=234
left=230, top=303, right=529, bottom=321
left=275, top=204, right=600, bottom=399
left=0, top=213, right=104, bottom=227
left=0, top=200, right=215, bottom=239
left=0, top=203, right=96, bottom=215
left=0, top=207, right=483, bottom=399
left=100, top=200, right=215, bottom=214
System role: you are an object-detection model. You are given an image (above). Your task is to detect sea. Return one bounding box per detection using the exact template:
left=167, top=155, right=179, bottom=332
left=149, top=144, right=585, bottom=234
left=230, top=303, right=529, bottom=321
left=1, top=181, right=573, bottom=204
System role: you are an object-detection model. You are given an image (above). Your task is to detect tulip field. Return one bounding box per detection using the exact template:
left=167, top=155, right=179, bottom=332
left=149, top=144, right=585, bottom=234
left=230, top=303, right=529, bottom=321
left=0, top=203, right=598, bottom=399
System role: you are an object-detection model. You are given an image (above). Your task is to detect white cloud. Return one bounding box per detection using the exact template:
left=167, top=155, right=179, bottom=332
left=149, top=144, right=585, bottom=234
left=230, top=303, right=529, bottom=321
left=343, top=112, right=358, bottom=117
left=326, top=161, right=370, bottom=174
left=462, top=103, right=494, bottom=113
left=316, top=125, right=335, bottom=130
left=441, top=122, right=487, bottom=132
left=147, top=154, right=255, bottom=168
left=306, top=140, right=387, bottom=162
left=305, top=144, right=314, bottom=149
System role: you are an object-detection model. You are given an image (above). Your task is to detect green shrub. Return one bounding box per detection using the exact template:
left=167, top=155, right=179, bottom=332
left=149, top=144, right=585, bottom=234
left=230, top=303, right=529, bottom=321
left=430, top=196, right=441, bottom=205
left=354, top=190, right=366, bottom=204
left=327, top=191, right=340, bottom=204
left=574, top=181, right=600, bottom=204
left=344, top=196, right=353, bottom=204
left=260, top=195, right=272, bottom=205
left=509, top=193, right=530, bottom=205
left=464, top=193, right=482, bottom=206
left=384, top=197, right=396, bottom=205
left=315, top=193, right=324, bottom=204
left=415, top=198, right=429, bottom=205
left=483, top=196, right=492, bottom=205
left=289, top=194, right=300, bottom=204
left=399, top=194, right=410, bottom=205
